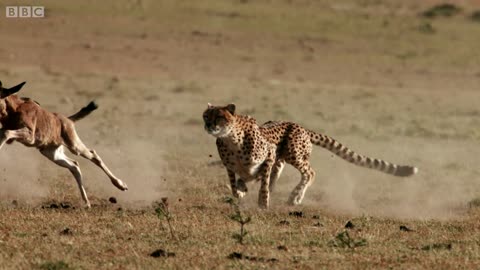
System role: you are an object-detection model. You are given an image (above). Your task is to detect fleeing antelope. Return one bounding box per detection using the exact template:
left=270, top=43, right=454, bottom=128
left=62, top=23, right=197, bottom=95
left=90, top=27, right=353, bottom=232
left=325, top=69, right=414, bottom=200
left=0, top=81, right=128, bottom=208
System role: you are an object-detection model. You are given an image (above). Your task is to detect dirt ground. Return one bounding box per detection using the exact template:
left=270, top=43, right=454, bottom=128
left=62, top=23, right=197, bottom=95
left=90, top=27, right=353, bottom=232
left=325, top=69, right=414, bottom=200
left=1, top=0, right=480, bottom=269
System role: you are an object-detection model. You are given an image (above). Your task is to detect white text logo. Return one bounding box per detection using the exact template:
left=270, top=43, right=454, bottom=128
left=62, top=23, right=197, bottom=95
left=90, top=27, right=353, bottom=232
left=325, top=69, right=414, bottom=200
left=6, top=6, right=45, bottom=18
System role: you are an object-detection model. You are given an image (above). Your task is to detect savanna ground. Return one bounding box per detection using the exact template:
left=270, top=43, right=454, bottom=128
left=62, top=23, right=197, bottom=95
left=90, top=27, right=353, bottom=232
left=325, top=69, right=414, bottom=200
left=1, top=0, right=480, bottom=269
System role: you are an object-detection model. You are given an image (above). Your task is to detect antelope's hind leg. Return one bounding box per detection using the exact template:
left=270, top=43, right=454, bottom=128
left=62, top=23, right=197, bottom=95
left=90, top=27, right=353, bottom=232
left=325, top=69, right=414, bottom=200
left=40, top=145, right=91, bottom=208
left=66, top=129, right=128, bottom=191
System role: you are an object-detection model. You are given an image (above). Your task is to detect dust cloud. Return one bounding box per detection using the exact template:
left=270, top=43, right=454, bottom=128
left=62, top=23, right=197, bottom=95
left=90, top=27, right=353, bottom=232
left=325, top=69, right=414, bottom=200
left=265, top=138, right=477, bottom=220
left=81, top=139, right=169, bottom=208
left=0, top=138, right=168, bottom=208
left=0, top=144, right=50, bottom=204
left=1, top=130, right=477, bottom=220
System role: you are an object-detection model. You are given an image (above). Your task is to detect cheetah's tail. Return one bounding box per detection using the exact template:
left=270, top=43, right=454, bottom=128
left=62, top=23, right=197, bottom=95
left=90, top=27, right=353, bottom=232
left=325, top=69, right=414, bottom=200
left=308, top=131, right=418, bottom=177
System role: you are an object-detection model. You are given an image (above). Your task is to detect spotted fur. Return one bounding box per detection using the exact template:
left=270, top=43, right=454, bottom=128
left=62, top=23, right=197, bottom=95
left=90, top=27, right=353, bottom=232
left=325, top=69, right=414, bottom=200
left=203, top=103, right=276, bottom=208
left=205, top=104, right=418, bottom=208
left=259, top=120, right=418, bottom=205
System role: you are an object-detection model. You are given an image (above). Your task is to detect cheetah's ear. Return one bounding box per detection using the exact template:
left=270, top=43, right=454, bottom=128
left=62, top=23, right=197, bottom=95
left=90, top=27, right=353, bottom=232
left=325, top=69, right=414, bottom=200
left=226, top=103, right=236, bottom=115
left=207, top=102, right=214, bottom=109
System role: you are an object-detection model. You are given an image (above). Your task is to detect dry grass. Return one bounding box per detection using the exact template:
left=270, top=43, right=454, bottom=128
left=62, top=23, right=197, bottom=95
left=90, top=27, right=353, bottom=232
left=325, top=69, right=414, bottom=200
left=1, top=0, right=480, bottom=269
left=3, top=201, right=480, bottom=269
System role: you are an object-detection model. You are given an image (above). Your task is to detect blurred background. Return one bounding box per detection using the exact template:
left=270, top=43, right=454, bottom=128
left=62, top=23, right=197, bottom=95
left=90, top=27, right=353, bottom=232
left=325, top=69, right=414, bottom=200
left=0, top=0, right=480, bottom=218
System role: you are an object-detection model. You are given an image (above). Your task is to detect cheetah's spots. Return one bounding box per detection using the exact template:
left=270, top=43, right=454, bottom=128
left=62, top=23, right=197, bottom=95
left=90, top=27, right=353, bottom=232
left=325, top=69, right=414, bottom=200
left=205, top=105, right=418, bottom=209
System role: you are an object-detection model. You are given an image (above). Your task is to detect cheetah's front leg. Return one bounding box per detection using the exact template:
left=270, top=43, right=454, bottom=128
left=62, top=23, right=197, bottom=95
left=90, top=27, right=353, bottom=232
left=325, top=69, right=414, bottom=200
left=236, top=178, right=248, bottom=197
left=227, top=170, right=246, bottom=198
left=269, top=159, right=285, bottom=193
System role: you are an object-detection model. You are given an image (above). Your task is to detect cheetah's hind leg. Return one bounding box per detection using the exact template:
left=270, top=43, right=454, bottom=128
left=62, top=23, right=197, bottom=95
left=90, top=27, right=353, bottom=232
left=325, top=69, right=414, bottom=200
left=287, top=161, right=316, bottom=205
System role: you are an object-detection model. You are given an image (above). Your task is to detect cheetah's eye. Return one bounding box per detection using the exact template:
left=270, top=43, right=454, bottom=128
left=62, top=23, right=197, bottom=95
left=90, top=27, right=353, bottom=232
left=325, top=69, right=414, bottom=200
left=215, top=116, right=226, bottom=124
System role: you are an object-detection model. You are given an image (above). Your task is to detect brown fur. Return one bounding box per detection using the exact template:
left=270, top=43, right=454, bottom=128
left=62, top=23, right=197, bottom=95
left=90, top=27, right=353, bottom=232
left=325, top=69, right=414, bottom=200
left=0, top=81, right=128, bottom=208
left=1, top=95, right=64, bottom=147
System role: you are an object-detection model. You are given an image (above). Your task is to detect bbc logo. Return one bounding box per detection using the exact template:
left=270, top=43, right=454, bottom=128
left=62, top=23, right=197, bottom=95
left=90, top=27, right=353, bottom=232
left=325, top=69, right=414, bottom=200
left=6, top=6, right=45, bottom=18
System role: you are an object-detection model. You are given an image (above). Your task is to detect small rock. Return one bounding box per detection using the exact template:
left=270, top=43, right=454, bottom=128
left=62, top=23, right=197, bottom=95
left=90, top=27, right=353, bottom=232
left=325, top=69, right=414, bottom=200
left=49, top=203, right=59, bottom=209
left=400, top=225, right=413, bottom=232
left=150, top=249, right=176, bottom=258
left=109, top=197, right=117, bottom=204
left=288, top=211, right=304, bottom=218
left=277, top=245, right=288, bottom=251
left=60, top=227, right=73, bottom=235
left=60, top=202, right=71, bottom=209
left=345, top=221, right=355, bottom=229
left=227, top=252, right=244, bottom=260
left=227, top=252, right=278, bottom=263
left=279, top=220, right=290, bottom=226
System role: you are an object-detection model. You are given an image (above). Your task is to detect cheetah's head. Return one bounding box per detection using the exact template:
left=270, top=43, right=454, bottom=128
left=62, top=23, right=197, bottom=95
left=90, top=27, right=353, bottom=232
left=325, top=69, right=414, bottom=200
left=203, top=103, right=236, bottom=138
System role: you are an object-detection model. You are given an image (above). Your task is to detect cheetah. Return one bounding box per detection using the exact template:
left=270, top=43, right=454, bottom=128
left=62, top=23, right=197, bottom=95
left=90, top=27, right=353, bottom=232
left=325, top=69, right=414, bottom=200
left=203, top=103, right=418, bottom=208
left=203, top=103, right=276, bottom=208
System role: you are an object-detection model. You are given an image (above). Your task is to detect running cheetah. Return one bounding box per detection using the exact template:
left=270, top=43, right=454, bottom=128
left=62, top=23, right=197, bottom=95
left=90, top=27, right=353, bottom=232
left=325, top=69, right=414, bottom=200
left=203, top=103, right=418, bottom=208
left=203, top=103, right=276, bottom=208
